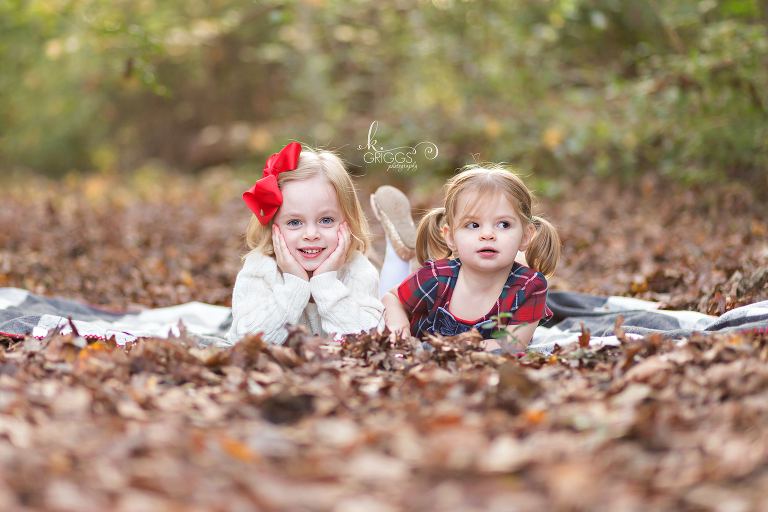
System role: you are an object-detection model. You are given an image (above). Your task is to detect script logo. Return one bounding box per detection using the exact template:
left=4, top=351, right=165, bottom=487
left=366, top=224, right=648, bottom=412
left=357, top=121, right=438, bottom=172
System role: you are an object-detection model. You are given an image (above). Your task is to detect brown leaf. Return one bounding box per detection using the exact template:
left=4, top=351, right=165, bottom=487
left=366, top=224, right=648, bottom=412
left=614, top=315, right=627, bottom=344
left=578, top=323, right=591, bottom=348
left=266, top=345, right=302, bottom=368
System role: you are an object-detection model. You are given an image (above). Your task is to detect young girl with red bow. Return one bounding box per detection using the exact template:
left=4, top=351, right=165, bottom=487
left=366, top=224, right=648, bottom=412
left=381, top=165, right=561, bottom=352
left=225, top=143, right=384, bottom=346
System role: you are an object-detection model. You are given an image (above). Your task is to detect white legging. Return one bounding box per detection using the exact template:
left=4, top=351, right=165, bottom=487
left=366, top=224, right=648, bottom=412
left=378, top=234, right=412, bottom=298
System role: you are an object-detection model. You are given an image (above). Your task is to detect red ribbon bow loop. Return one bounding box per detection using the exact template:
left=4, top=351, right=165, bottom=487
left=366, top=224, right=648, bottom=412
left=243, top=142, right=302, bottom=225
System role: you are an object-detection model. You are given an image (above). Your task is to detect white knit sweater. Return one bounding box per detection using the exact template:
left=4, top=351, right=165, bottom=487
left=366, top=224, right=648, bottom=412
left=224, top=250, right=384, bottom=346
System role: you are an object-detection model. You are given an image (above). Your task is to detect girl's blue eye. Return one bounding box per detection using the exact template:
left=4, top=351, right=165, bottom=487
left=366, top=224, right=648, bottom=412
left=320, top=217, right=334, bottom=225
left=466, top=222, right=479, bottom=229
left=287, top=219, right=301, bottom=227
left=498, top=221, right=510, bottom=229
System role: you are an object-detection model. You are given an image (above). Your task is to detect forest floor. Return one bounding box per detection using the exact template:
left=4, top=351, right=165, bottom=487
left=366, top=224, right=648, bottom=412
left=0, top=170, right=767, bottom=511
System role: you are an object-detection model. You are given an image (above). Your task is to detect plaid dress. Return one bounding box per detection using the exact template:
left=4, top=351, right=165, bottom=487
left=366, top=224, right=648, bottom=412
left=396, top=258, right=553, bottom=339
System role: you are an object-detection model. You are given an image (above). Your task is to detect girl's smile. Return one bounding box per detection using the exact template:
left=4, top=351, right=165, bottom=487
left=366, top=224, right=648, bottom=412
left=298, top=246, right=324, bottom=258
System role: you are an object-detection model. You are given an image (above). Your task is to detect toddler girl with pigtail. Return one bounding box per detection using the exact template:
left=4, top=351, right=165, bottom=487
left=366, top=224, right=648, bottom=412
left=382, top=165, right=561, bottom=352
left=225, top=143, right=384, bottom=346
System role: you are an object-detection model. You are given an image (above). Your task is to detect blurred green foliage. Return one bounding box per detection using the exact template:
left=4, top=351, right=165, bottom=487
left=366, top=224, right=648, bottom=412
left=1, top=0, right=766, bottom=188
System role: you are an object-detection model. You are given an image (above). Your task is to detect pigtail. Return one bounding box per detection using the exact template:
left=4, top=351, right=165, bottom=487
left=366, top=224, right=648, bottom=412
left=415, top=208, right=452, bottom=266
left=524, top=215, right=561, bottom=278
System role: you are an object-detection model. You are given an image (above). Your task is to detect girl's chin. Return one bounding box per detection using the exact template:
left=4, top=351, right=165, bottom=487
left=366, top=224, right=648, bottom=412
left=297, top=258, right=326, bottom=273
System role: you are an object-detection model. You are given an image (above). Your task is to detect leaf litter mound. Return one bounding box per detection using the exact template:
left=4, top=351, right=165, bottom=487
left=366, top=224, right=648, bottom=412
left=1, top=170, right=768, bottom=510
left=2, top=324, right=768, bottom=511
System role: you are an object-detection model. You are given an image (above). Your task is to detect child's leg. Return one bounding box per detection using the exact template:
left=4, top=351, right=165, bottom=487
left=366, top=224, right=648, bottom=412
left=379, top=233, right=412, bottom=298
left=371, top=186, right=416, bottom=299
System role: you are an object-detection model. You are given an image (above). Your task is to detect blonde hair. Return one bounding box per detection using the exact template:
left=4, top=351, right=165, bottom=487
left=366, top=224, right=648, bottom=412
left=243, top=147, right=372, bottom=261
left=415, top=165, right=561, bottom=278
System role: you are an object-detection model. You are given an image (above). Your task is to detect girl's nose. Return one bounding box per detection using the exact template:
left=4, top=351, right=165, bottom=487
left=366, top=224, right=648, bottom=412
left=303, top=225, right=320, bottom=240
left=480, top=227, right=495, bottom=239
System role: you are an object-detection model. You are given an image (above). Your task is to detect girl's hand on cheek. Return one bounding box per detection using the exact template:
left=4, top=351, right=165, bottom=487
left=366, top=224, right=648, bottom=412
left=314, top=222, right=349, bottom=276
left=273, top=225, right=309, bottom=281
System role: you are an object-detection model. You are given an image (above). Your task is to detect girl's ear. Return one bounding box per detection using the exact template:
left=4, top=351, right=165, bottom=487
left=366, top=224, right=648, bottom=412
left=518, top=222, right=535, bottom=252
left=443, top=224, right=457, bottom=252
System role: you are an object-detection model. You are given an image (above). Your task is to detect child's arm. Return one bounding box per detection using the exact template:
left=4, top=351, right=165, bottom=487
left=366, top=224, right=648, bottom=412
left=311, top=254, right=385, bottom=337
left=505, top=322, right=538, bottom=350
left=382, top=289, right=411, bottom=336
left=481, top=322, right=538, bottom=353
left=491, top=270, right=551, bottom=352
left=226, top=256, right=311, bottom=346
left=382, top=261, right=437, bottom=340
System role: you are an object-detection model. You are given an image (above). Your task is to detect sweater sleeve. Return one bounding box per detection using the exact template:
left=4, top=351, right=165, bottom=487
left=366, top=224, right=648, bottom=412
left=309, top=253, right=385, bottom=338
left=224, top=253, right=311, bottom=346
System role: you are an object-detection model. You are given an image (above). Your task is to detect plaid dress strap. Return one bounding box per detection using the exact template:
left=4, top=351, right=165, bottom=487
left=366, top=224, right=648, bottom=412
left=396, top=258, right=460, bottom=337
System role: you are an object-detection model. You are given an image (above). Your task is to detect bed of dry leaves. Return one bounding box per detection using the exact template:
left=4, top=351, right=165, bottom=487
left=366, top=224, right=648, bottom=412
left=2, top=324, right=768, bottom=511
left=0, top=169, right=767, bottom=511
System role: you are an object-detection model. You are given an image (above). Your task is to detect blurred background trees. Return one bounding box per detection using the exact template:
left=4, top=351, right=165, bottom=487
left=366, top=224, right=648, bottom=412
left=2, top=0, right=766, bottom=189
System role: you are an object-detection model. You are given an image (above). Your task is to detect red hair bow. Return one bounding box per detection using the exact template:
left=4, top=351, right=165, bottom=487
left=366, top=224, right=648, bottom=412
left=243, top=142, right=302, bottom=225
